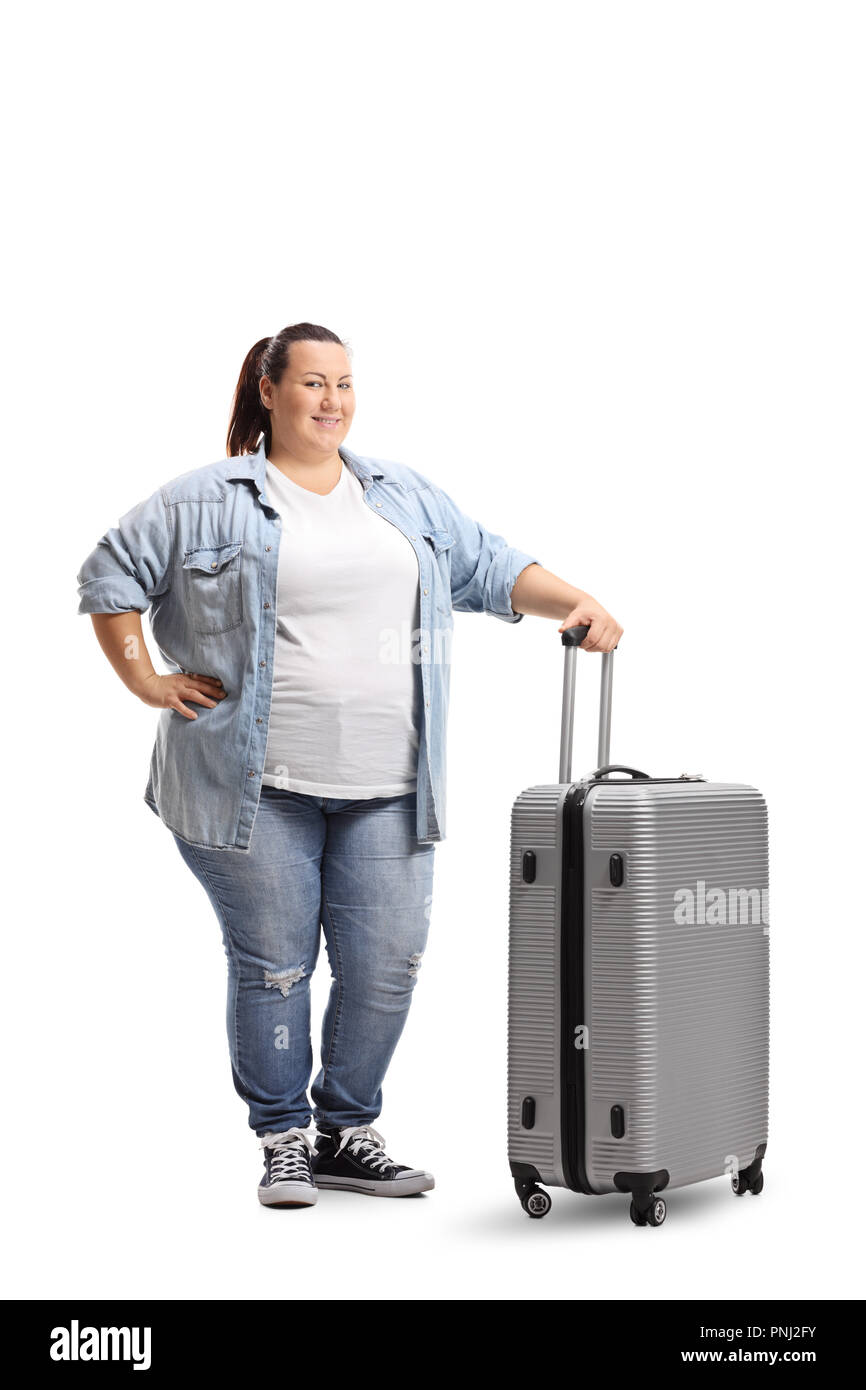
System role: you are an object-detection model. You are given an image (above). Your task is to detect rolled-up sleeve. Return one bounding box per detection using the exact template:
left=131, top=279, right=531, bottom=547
left=433, top=484, right=541, bottom=624
left=76, top=486, right=174, bottom=615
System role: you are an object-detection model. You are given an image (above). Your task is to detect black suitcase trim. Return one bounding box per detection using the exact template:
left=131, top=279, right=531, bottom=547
left=560, top=782, right=592, bottom=1193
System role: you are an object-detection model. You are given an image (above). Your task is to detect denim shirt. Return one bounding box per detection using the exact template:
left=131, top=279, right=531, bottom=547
left=76, top=438, right=541, bottom=848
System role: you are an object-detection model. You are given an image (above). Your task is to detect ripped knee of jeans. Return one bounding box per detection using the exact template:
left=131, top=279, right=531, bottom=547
left=264, top=964, right=307, bottom=998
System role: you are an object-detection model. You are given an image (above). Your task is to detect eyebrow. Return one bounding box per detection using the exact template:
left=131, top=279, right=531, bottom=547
left=303, top=372, right=353, bottom=380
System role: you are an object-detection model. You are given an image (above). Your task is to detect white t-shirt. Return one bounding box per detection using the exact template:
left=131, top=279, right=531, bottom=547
left=260, top=456, right=422, bottom=798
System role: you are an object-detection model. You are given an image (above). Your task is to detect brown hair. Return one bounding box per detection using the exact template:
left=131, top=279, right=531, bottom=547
left=226, top=322, right=350, bottom=456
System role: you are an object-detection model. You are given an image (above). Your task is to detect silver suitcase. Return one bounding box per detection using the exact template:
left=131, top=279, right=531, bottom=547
left=507, top=629, right=769, bottom=1225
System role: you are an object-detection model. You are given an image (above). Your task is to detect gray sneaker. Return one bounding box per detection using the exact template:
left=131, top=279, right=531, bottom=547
left=258, top=1127, right=318, bottom=1208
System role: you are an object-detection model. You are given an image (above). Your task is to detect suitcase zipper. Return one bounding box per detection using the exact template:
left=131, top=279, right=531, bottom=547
left=561, top=782, right=592, bottom=1193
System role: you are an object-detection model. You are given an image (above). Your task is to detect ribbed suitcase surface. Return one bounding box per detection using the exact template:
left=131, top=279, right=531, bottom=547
left=507, top=632, right=769, bottom=1225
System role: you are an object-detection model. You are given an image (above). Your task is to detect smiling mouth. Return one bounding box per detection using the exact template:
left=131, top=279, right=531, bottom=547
left=313, top=416, right=341, bottom=427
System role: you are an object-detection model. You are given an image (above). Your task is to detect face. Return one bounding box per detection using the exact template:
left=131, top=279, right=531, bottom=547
left=260, top=340, right=355, bottom=457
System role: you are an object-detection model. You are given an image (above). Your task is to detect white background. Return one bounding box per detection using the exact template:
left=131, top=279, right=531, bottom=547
left=3, top=0, right=864, bottom=1301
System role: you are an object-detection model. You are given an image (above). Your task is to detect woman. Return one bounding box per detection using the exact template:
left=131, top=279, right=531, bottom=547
left=76, top=322, right=623, bottom=1210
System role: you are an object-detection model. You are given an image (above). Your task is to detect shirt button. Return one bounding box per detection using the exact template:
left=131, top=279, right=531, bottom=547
left=259, top=660, right=266, bottom=667
left=210, top=561, right=218, bottom=569
left=423, top=588, right=428, bottom=595
left=247, top=770, right=256, bottom=778
left=265, top=545, right=272, bottom=552
left=375, top=502, right=382, bottom=507
left=264, top=602, right=271, bottom=609
left=256, top=717, right=263, bottom=724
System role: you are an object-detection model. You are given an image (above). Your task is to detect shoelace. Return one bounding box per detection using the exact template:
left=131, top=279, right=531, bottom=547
left=260, top=1127, right=315, bottom=1184
left=336, top=1124, right=396, bottom=1172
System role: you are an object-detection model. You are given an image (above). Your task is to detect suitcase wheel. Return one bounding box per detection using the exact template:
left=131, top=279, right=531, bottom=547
left=630, top=1195, right=666, bottom=1227
left=732, top=1169, right=765, bottom=1197
left=515, top=1181, right=552, bottom=1219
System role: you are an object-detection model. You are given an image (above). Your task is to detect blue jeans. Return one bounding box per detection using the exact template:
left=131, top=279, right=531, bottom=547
left=172, top=786, right=435, bottom=1136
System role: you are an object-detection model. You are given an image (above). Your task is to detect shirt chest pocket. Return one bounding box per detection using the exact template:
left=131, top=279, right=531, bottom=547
left=420, top=528, right=455, bottom=616
left=181, top=541, right=244, bottom=635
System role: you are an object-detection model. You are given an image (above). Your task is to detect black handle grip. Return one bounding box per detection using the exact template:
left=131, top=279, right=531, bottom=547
left=591, top=764, right=651, bottom=780
left=561, top=625, right=619, bottom=651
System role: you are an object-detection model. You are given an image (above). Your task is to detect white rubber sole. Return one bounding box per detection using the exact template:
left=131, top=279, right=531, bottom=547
left=258, top=1182, right=319, bottom=1208
left=313, top=1171, right=435, bottom=1197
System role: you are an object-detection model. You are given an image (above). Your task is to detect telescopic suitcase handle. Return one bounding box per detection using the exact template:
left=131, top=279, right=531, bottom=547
left=559, top=626, right=616, bottom=783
